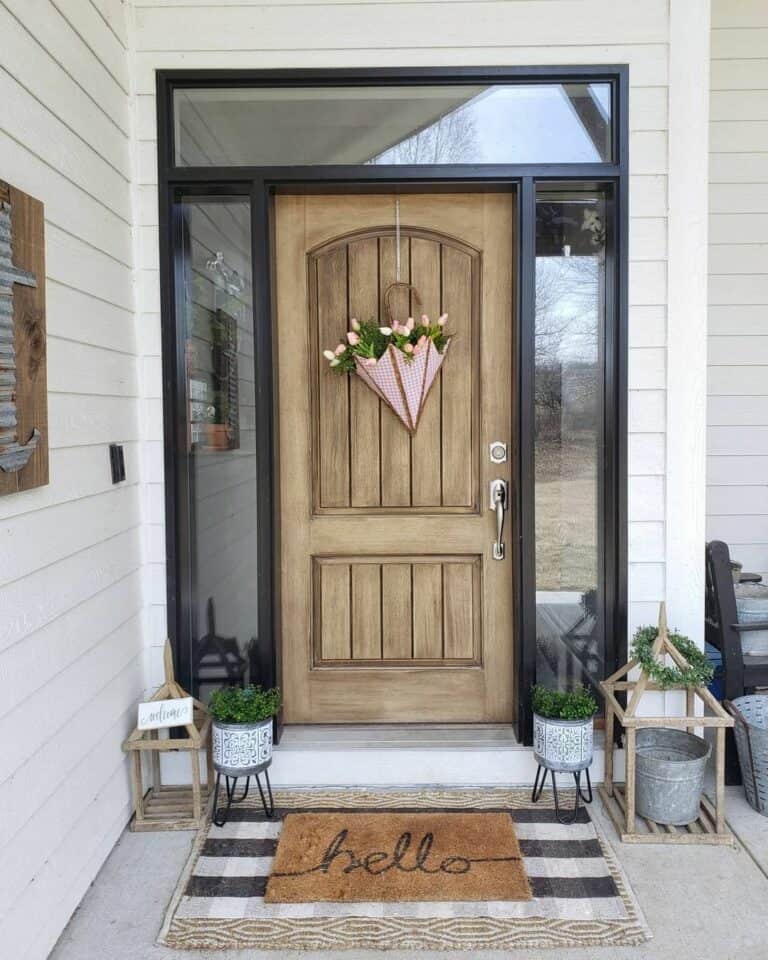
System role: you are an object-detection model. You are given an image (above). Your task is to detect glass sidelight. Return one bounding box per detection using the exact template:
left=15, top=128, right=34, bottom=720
left=174, top=195, right=258, bottom=701
left=533, top=188, right=607, bottom=697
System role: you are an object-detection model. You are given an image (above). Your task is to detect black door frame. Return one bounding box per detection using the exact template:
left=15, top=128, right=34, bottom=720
left=157, top=66, right=629, bottom=744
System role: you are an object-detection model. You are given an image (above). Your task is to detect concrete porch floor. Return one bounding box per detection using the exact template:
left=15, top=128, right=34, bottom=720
left=51, top=786, right=768, bottom=960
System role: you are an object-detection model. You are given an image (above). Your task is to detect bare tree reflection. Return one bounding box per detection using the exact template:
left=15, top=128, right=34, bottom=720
left=535, top=255, right=601, bottom=438
left=535, top=253, right=602, bottom=594
left=370, top=107, right=480, bottom=164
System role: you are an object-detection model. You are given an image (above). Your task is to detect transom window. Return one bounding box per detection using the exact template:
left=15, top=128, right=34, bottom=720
left=173, top=82, right=613, bottom=167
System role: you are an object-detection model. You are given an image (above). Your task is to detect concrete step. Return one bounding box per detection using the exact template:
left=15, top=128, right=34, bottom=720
left=270, top=724, right=615, bottom=787
left=161, top=724, right=623, bottom=788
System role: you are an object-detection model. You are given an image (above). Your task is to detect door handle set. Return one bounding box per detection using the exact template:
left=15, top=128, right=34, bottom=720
left=489, top=478, right=509, bottom=561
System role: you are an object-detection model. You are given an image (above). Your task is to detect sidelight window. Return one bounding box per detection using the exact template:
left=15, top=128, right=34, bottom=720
left=533, top=188, right=608, bottom=697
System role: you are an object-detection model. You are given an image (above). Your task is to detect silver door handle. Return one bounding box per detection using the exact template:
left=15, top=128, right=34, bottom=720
left=489, top=478, right=508, bottom=560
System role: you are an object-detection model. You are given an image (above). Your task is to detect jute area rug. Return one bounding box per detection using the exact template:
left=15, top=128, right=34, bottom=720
left=159, top=788, right=651, bottom=951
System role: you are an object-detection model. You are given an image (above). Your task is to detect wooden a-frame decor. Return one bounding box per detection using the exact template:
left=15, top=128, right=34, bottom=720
left=598, top=603, right=734, bottom=845
left=123, top=641, right=214, bottom=831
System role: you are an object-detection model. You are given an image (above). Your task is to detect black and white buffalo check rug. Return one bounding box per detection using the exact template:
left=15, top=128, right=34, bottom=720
left=159, top=788, right=651, bottom=951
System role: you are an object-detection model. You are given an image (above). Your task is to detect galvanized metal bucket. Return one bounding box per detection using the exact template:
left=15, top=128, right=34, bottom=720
left=736, top=598, right=768, bottom=656
left=635, top=727, right=711, bottom=826
left=725, top=696, right=768, bottom=816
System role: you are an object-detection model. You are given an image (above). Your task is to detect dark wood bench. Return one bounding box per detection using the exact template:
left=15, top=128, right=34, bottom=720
left=705, top=540, right=768, bottom=783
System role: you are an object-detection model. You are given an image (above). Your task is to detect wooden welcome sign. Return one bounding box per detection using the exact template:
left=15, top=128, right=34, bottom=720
left=0, top=180, right=48, bottom=495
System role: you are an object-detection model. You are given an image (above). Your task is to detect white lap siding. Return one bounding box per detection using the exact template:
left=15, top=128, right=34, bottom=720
left=707, top=0, right=768, bottom=583
left=0, top=3, right=143, bottom=959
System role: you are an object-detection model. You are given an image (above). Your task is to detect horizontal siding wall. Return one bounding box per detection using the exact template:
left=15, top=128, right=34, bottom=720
left=0, top=3, right=143, bottom=959
left=132, top=0, right=674, bottom=685
left=707, top=0, right=768, bottom=582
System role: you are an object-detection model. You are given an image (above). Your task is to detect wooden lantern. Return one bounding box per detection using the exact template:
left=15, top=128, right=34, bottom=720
left=598, top=603, right=734, bottom=844
left=123, top=641, right=213, bottom=831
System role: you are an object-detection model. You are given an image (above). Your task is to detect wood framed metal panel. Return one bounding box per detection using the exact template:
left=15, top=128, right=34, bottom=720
left=0, top=181, right=48, bottom=494
left=156, top=65, right=629, bottom=744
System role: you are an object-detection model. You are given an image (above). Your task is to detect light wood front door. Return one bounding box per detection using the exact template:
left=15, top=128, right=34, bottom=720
left=276, top=192, right=515, bottom=723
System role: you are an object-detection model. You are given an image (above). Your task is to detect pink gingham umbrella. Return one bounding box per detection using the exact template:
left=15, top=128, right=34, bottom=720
left=353, top=340, right=449, bottom=436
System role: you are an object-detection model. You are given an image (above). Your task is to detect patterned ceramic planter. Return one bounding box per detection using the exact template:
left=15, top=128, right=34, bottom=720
left=533, top=714, right=594, bottom=773
left=212, top=717, right=273, bottom=777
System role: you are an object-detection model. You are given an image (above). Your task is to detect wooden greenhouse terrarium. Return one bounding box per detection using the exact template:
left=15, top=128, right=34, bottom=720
left=123, top=641, right=214, bottom=831
left=598, top=603, right=734, bottom=845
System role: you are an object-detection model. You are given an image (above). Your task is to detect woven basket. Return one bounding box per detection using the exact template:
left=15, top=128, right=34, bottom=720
left=725, top=696, right=768, bottom=816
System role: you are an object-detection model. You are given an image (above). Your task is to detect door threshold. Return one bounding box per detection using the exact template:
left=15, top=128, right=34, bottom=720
left=269, top=724, right=608, bottom=788
left=278, top=724, right=525, bottom=751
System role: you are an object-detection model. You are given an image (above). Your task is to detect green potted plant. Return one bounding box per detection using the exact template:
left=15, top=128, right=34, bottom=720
left=201, top=390, right=232, bottom=451
left=532, top=684, right=598, bottom=772
left=209, top=684, right=281, bottom=777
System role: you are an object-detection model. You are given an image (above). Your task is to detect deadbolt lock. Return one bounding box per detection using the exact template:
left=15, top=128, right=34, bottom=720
left=489, top=440, right=507, bottom=464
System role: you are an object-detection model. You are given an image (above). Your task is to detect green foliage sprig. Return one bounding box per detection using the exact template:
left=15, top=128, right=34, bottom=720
left=531, top=684, right=598, bottom=721
left=631, top=626, right=713, bottom=690
left=324, top=314, right=451, bottom=374
left=209, top=685, right=281, bottom=724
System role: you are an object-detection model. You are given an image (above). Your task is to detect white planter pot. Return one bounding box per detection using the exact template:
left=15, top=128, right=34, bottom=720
left=212, top=717, right=273, bottom=777
left=533, top=713, right=594, bottom=772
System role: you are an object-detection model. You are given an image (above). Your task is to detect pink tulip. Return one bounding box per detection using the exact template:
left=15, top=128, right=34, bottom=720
left=334, top=343, right=346, bottom=356
left=404, top=343, right=414, bottom=354
left=347, top=331, right=360, bottom=345
left=351, top=318, right=360, bottom=332
left=438, top=313, right=448, bottom=326
left=417, top=335, right=428, bottom=349
left=420, top=314, right=429, bottom=324
left=406, top=317, right=414, bottom=331
left=323, top=349, right=336, bottom=361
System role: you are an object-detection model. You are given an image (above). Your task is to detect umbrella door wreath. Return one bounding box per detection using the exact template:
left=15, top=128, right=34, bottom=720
left=323, top=281, right=452, bottom=436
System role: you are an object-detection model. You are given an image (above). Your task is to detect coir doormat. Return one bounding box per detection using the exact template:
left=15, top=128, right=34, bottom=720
left=264, top=811, right=531, bottom=903
left=159, top=788, right=651, bottom=951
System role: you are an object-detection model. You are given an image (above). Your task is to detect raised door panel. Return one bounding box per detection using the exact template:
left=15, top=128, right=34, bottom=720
left=313, top=556, right=481, bottom=666
left=309, top=228, right=479, bottom=514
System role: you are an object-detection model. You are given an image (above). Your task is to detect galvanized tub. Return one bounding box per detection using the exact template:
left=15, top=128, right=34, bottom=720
left=635, top=728, right=711, bottom=826
left=736, top=598, right=768, bottom=656
left=725, top=696, right=768, bottom=816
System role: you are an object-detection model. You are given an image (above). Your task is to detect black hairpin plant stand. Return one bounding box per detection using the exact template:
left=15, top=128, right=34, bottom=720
left=531, top=764, right=593, bottom=825
left=212, top=761, right=275, bottom=827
